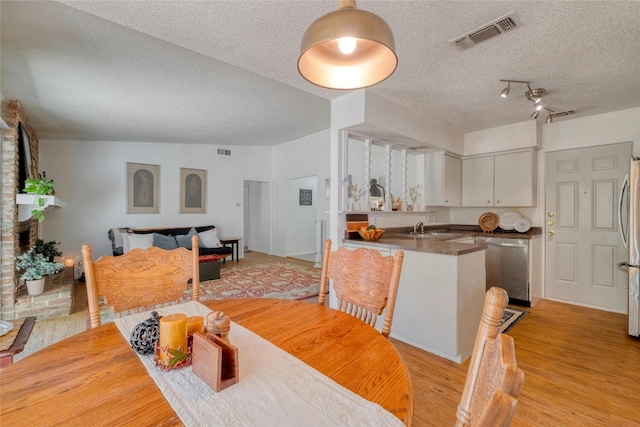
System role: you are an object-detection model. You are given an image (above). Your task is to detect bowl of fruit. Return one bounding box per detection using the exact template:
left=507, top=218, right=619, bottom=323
left=358, top=225, right=385, bottom=241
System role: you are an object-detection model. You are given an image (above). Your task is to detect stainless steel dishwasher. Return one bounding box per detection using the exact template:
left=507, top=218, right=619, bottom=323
left=475, top=236, right=530, bottom=305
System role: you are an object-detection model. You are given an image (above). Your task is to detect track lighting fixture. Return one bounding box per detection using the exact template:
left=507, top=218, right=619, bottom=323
left=500, top=82, right=510, bottom=98
left=500, top=79, right=571, bottom=122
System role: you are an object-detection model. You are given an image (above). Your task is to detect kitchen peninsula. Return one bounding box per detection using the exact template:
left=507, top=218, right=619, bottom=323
left=342, top=230, right=486, bottom=363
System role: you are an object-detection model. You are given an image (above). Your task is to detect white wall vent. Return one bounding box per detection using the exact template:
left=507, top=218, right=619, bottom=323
left=450, top=12, right=522, bottom=51
left=217, top=148, right=231, bottom=156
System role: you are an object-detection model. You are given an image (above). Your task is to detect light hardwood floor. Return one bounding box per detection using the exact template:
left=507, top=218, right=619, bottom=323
left=12, top=252, right=640, bottom=426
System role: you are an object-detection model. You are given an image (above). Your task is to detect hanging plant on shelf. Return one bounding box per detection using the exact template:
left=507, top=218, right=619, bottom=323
left=23, top=172, right=55, bottom=222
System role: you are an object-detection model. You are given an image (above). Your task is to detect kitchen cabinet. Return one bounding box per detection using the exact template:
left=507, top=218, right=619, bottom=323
left=462, top=150, right=536, bottom=207
left=424, top=152, right=461, bottom=206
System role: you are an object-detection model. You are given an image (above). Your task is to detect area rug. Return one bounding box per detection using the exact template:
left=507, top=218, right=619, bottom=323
left=183, top=262, right=322, bottom=302
left=500, top=307, right=527, bottom=333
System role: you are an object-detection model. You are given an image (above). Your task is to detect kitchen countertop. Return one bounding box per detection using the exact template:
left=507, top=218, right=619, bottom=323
left=343, top=224, right=542, bottom=256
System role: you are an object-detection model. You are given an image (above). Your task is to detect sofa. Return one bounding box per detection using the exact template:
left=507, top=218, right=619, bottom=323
left=107, top=225, right=232, bottom=281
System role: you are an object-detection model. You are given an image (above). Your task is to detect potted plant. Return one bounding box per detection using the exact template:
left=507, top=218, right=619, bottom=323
left=33, top=239, right=62, bottom=262
left=15, top=248, right=64, bottom=296
left=23, top=172, right=55, bottom=222
left=409, top=185, right=421, bottom=212
left=348, top=183, right=365, bottom=211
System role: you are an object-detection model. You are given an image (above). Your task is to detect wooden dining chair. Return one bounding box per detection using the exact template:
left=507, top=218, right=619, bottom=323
left=455, top=287, right=524, bottom=427
left=81, top=235, right=200, bottom=329
left=318, top=239, right=404, bottom=338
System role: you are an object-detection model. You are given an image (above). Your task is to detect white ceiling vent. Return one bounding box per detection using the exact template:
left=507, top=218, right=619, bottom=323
left=450, top=12, right=522, bottom=50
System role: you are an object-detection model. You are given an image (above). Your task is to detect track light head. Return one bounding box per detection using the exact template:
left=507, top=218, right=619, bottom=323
left=546, top=114, right=553, bottom=123
left=500, top=83, right=510, bottom=98
left=531, top=111, right=539, bottom=119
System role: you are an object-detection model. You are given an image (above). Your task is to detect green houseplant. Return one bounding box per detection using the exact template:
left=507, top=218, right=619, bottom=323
left=33, top=239, right=62, bottom=261
left=23, top=173, right=55, bottom=222
left=15, top=248, right=64, bottom=296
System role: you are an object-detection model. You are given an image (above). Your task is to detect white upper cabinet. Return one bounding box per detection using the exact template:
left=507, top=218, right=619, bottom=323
left=494, top=150, right=536, bottom=206
left=462, top=149, right=537, bottom=207
left=425, top=152, right=461, bottom=206
left=462, top=155, right=494, bottom=206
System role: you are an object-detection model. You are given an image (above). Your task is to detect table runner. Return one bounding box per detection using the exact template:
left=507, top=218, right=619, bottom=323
left=115, top=301, right=404, bottom=426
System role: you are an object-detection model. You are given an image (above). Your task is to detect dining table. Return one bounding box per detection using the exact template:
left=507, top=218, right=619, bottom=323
left=0, top=298, right=414, bottom=426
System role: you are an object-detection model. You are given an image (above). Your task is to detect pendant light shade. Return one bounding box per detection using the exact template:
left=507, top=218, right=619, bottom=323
left=298, top=0, right=397, bottom=90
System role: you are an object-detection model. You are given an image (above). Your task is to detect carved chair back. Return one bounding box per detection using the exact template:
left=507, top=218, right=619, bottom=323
left=82, top=235, right=200, bottom=329
left=455, top=287, right=524, bottom=427
left=319, top=239, right=404, bottom=338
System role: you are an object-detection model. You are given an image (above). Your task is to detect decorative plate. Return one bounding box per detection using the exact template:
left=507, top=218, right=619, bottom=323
left=478, top=212, right=499, bottom=232
left=0, top=320, right=14, bottom=337
left=499, top=210, right=523, bottom=231
left=514, top=218, right=531, bottom=233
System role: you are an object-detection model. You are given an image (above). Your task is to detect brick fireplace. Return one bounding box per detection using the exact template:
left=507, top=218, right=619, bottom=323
left=1, top=100, right=73, bottom=321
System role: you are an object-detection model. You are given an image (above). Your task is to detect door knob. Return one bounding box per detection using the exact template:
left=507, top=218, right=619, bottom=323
left=547, top=230, right=554, bottom=236
left=548, top=220, right=554, bottom=226
left=548, top=211, right=555, bottom=217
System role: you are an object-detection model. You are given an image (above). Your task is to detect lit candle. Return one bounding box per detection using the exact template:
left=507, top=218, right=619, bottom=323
left=159, top=313, right=187, bottom=363
left=64, top=257, right=75, bottom=267
left=186, top=316, right=204, bottom=336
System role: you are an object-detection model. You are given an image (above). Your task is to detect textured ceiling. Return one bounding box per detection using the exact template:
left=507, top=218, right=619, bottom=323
left=1, top=1, right=639, bottom=146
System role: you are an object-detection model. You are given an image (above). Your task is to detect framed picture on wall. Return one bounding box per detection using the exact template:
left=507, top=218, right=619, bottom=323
left=127, top=162, right=160, bottom=214
left=180, top=168, right=207, bottom=213
left=299, top=189, right=312, bottom=206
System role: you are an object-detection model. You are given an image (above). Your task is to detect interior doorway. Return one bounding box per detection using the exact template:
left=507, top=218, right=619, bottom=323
left=243, top=180, right=272, bottom=255
left=545, top=142, right=631, bottom=312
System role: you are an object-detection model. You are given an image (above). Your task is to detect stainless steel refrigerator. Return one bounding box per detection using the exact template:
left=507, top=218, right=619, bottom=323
left=618, top=157, right=640, bottom=337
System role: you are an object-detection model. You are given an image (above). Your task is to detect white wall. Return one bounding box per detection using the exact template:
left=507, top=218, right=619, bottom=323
left=286, top=176, right=317, bottom=256
left=364, top=91, right=465, bottom=155
left=272, top=130, right=330, bottom=257
left=39, top=140, right=272, bottom=261
left=464, top=120, right=538, bottom=155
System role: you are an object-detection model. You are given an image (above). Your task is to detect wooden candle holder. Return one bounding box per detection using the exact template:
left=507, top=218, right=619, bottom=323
left=191, top=332, right=239, bottom=392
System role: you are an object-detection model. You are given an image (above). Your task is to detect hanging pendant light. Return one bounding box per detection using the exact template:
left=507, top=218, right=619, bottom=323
left=297, top=0, right=397, bottom=90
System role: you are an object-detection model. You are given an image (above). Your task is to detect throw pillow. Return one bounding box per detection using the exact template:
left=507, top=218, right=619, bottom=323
left=175, top=228, right=198, bottom=249
left=121, top=231, right=132, bottom=253
left=198, top=228, right=222, bottom=248
left=153, top=233, right=178, bottom=250
left=126, top=233, right=154, bottom=251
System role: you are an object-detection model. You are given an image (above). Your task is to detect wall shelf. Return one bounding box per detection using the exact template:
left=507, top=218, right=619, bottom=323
left=16, top=194, right=65, bottom=222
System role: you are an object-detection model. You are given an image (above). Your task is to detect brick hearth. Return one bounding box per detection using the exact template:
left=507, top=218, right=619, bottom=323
left=13, top=267, right=75, bottom=319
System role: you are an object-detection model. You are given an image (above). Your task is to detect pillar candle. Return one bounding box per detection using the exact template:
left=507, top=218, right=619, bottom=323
left=186, top=316, right=204, bottom=336
left=159, top=313, right=187, bottom=362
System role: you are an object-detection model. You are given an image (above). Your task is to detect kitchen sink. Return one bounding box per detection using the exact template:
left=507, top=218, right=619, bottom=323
left=391, top=231, right=463, bottom=239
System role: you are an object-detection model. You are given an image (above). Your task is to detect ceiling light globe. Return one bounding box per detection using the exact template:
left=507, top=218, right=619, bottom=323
left=298, top=4, right=397, bottom=90
left=338, top=37, right=357, bottom=54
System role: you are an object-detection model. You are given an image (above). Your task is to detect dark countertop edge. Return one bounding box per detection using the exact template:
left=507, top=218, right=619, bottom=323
left=342, top=238, right=485, bottom=256
left=343, top=224, right=541, bottom=256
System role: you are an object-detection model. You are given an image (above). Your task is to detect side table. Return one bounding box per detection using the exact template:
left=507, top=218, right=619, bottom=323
left=0, top=316, right=36, bottom=368
left=220, top=237, right=241, bottom=263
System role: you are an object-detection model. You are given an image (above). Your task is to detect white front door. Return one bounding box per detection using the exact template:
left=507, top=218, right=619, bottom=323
left=545, top=142, right=631, bottom=311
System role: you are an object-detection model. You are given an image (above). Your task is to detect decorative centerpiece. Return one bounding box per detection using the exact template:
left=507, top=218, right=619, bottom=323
left=154, top=313, right=192, bottom=370
left=15, top=247, right=64, bottom=296
left=192, top=311, right=239, bottom=391
left=358, top=224, right=385, bottom=241
left=348, top=183, right=365, bottom=211
left=130, top=311, right=162, bottom=355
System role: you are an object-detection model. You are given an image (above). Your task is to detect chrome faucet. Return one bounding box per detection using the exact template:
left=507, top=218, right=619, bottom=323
left=414, top=221, right=424, bottom=233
